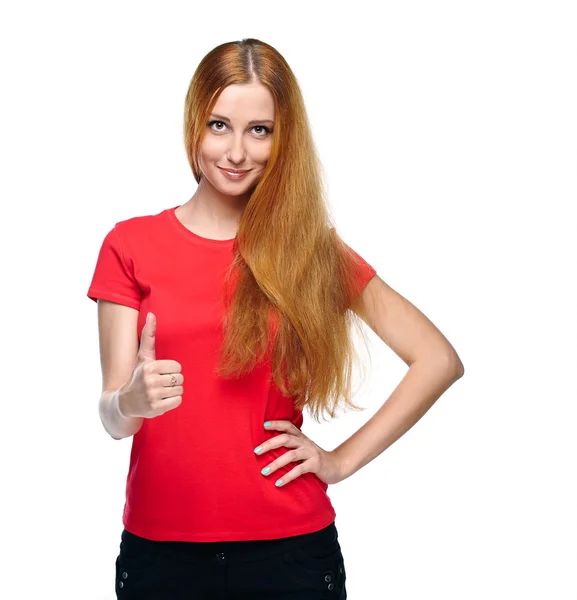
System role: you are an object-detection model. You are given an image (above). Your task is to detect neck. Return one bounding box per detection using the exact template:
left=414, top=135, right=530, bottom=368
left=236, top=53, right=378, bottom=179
left=179, top=176, right=251, bottom=236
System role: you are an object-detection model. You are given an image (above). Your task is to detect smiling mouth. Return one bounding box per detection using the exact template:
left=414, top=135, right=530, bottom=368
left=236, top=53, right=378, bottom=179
left=218, top=167, right=251, bottom=174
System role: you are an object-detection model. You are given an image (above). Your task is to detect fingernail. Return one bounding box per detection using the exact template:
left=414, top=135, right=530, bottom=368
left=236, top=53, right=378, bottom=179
left=254, top=446, right=262, bottom=454
left=264, top=421, right=271, bottom=427
left=275, top=479, right=283, bottom=487
left=261, top=467, right=270, bottom=475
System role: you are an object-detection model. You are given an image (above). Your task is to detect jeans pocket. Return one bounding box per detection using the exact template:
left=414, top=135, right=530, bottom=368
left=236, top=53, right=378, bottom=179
left=279, top=542, right=345, bottom=597
left=115, top=544, right=160, bottom=598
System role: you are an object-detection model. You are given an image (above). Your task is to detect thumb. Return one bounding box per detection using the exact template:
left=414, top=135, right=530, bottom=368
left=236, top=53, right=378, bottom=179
left=138, top=312, right=156, bottom=362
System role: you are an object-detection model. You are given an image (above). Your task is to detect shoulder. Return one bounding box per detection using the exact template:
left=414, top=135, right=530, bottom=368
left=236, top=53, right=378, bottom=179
left=113, top=207, right=167, bottom=241
left=108, top=207, right=167, bottom=261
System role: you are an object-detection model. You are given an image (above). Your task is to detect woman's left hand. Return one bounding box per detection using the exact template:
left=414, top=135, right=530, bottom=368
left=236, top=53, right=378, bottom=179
left=254, top=420, right=344, bottom=487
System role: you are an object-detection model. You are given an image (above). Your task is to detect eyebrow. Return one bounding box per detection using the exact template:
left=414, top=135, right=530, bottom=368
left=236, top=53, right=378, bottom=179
left=210, top=113, right=275, bottom=126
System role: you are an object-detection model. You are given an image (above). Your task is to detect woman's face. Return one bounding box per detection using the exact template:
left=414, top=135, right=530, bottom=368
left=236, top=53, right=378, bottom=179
left=198, top=82, right=275, bottom=196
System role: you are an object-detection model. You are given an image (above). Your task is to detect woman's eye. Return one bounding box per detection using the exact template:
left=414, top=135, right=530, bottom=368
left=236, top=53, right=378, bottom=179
left=252, top=125, right=272, bottom=136
left=207, top=121, right=272, bottom=137
left=208, top=120, right=227, bottom=132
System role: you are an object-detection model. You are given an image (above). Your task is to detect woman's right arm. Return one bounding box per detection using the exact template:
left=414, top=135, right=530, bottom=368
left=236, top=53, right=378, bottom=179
left=99, top=386, right=142, bottom=440
left=96, top=299, right=143, bottom=440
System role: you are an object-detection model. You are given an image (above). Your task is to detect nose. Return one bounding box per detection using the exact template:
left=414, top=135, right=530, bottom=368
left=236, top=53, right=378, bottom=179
left=227, top=132, right=247, bottom=164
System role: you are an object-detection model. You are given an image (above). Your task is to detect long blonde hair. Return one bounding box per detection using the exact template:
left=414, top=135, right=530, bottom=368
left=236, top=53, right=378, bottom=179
left=183, top=38, right=372, bottom=423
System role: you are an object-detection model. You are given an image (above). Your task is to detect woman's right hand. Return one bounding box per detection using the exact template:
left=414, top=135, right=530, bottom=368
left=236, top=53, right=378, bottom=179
left=119, top=312, right=184, bottom=418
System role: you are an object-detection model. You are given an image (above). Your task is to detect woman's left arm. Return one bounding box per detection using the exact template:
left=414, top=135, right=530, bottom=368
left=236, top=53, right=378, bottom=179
left=335, top=274, right=465, bottom=481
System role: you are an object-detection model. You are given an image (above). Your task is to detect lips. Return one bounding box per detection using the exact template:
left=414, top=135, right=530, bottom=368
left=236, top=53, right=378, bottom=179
left=219, top=167, right=250, bottom=181
left=219, top=167, right=250, bottom=174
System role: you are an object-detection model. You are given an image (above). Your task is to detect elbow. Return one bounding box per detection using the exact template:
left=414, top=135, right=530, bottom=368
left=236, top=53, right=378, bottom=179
left=427, top=350, right=464, bottom=379
left=447, top=353, right=465, bottom=379
left=457, top=360, right=465, bottom=377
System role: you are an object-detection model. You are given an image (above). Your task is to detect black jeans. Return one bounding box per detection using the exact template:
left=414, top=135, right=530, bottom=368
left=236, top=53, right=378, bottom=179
left=115, top=521, right=347, bottom=599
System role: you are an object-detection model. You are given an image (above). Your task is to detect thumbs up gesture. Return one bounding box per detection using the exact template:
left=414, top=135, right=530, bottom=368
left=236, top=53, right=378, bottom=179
left=119, top=312, right=184, bottom=418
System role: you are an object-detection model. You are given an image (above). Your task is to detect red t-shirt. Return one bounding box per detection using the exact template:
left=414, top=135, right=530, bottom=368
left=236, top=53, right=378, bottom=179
left=87, top=205, right=377, bottom=542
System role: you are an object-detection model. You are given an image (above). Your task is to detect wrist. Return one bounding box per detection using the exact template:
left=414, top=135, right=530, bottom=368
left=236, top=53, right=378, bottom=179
left=333, top=447, right=353, bottom=482
left=115, top=386, right=130, bottom=419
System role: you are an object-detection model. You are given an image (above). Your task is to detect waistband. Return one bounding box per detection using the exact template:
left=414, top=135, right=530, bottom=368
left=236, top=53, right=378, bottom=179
left=120, top=521, right=339, bottom=563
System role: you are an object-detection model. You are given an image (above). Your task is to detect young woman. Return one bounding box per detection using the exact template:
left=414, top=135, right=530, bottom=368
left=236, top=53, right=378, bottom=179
left=87, top=38, right=464, bottom=600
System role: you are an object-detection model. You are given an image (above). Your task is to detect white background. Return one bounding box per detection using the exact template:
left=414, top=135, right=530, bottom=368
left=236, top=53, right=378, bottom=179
left=1, top=1, right=575, bottom=598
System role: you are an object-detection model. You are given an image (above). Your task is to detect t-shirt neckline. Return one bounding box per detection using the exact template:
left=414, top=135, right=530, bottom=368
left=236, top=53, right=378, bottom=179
left=166, top=205, right=236, bottom=247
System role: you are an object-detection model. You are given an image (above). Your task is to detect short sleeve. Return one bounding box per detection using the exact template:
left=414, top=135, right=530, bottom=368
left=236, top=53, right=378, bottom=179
left=86, top=225, right=143, bottom=310
left=338, top=240, right=377, bottom=306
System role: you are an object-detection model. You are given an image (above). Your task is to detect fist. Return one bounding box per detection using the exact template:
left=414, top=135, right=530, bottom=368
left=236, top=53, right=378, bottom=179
left=119, top=312, right=184, bottom=418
